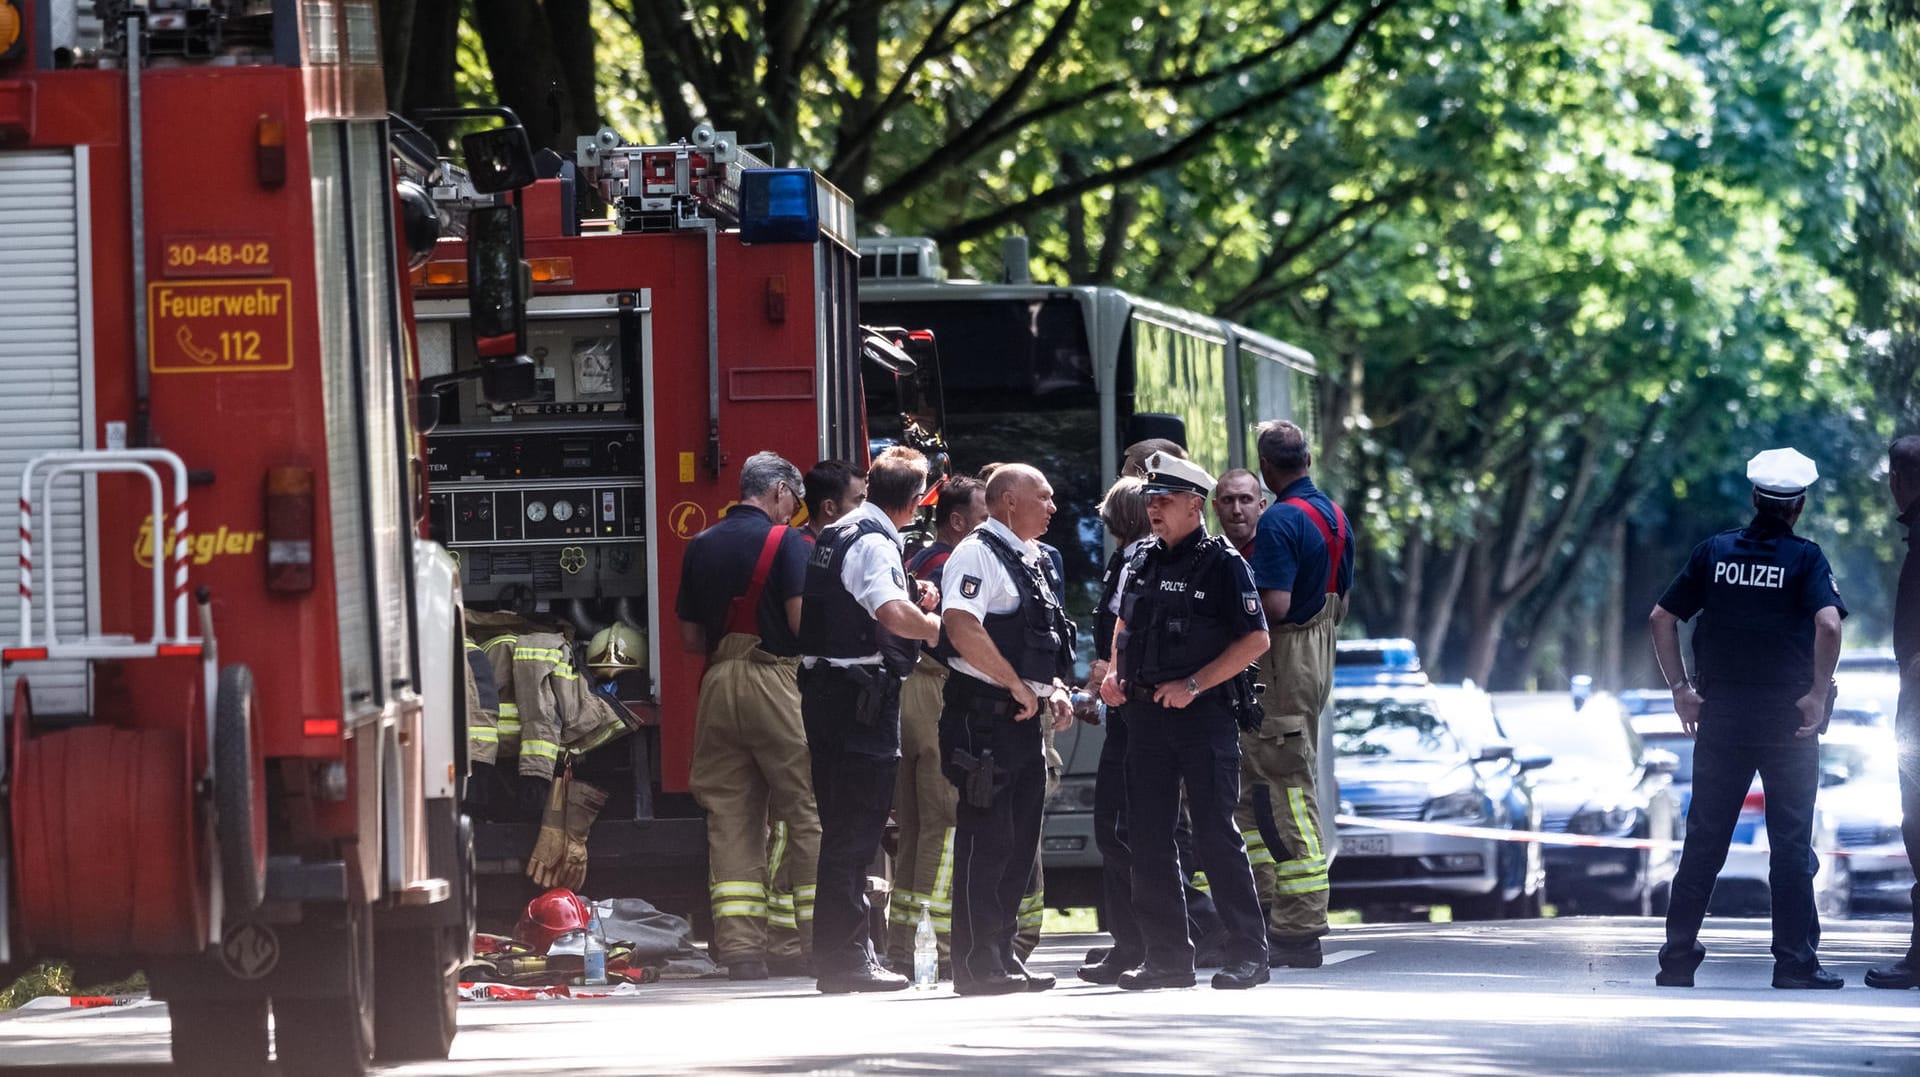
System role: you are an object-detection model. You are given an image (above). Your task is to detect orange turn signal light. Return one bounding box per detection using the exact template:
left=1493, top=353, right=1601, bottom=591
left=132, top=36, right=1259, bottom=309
left=414, top=260, right=468, bottom=287
left=527, top=257, right=573, bottom=285
left=0, top=1, right=24, bottom=63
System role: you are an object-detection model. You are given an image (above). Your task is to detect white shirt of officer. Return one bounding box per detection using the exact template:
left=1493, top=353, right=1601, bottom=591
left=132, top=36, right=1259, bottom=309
left=809, top=499, right=913, bottom=667
left=940, top=516, right=1057, bottom=699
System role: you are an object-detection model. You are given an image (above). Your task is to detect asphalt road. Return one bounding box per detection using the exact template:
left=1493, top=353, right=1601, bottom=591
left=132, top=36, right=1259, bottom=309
left=3, top=917, right=1918, bottom=1075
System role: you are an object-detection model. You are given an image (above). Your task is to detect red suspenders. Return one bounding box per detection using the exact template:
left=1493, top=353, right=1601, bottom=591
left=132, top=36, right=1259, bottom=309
left=1281, top=498, right=1348, bottom=594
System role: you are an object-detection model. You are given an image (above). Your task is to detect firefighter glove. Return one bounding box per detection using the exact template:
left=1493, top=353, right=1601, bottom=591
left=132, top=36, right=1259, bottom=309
left=526, top=773, right=608, bottom=891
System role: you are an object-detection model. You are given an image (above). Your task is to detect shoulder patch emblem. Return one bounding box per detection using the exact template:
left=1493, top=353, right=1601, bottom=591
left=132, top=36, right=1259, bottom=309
left=1831, top=574, right=1840, bottom=596
left=961, top=575, right=982, bottom=599
left=1244, top=594, right=1260, bottom=616
left=891, top=566, right=906, bottom=589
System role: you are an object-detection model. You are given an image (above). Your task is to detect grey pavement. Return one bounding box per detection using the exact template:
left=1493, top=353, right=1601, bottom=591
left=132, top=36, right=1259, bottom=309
left=2, top=917, right=1918, bottom=1075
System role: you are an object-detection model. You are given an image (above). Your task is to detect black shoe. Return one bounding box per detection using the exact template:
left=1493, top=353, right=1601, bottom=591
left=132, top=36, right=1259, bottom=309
left=1654, top=967, right=1694, bottom=988
left=1077, top=954, right=1141, bottom=985
left=1656, top=940, right=1703, bottom=987
left=1006, top=962, right=1056, bottom=992
left=1084, top=945, right=1112, bottom=965
left=1865, top=960, right=1920, bottom=989
left=1268, top=937, right=1323, bottom=969
left=726, top=957, right=769, bottom=982
left=1117, top=966, right=1196, bottom=991
left=953, top=972, right=1026, bottom=997
left=765, top=953, right=813, bottom=978
left=817, top=965, right=910, bottom=994
left=1211, top=960, right=1270, bottom=990
left=1773, top=967, right=1844, bottom=990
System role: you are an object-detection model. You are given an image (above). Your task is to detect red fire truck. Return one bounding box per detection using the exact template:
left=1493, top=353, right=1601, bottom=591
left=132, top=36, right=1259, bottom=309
left=409, top=123, right=909, bottom=910
left=0, top=1, right=536, bottom=1072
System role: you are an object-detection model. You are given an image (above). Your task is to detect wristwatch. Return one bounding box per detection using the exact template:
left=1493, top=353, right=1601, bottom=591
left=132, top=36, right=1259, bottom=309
left=1185, top=676, right=1201, bottom=697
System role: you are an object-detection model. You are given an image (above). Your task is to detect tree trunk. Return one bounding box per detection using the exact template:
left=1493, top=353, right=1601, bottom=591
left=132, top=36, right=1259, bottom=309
left=398, top=0, right=461, bottom=118
left=761, top=0, right=808, bottom=157
left=1395, top=531, right=1426, bottom=640
left=836, top=0, right=883, bottom=190
left=470, top=0, right=577, bottom=152
left=545, top=0, right=602, bottom=144
left=1420, top=542, right=1470, bottom=676
left=1598, top=517, right=1625, bottom=690
left=379, top=0, right=418, bottom=107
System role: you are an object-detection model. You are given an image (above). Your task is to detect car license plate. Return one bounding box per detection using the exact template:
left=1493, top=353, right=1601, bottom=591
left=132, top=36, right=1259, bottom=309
left=1340, top=834, right=1390, bottom=857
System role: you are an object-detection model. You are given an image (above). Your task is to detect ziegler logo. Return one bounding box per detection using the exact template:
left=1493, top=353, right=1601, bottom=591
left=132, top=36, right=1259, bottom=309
left=134, top=516, right=265, bottom=567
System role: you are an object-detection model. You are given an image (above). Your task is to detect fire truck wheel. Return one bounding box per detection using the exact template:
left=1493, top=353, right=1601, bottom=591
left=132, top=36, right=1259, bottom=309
left=216, top=664, right=267, bottom=913
left=275, top=901, right=374, bottom=1076
left=170, top=996, right=269, bottom=1071
left=372, top=927, right=460, bottom=1060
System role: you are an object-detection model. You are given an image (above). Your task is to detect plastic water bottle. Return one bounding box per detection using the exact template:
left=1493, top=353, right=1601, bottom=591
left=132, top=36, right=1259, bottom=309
left=582, top=906, right=609, bottom=986
left=913, top=900, right=938, bottom=989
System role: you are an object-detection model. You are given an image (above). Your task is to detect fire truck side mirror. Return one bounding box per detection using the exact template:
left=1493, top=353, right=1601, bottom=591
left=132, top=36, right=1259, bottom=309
left=462, top=126, right=536, bottom=195
left=466, top=203, right=537, bottom=404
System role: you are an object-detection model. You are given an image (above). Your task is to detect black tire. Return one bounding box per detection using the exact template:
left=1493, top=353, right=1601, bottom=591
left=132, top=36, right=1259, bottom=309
left=1451, top=890, right=1505, bottom=921
left=1505, top=886, right=1546, bottom=919
left=275, top=902, right=373, bottom=1077
left=171, top=996, right=269, bottom=1074
left=373, top=928, right=459, bottom=1061
left=216, top=664, right=266, bottom=913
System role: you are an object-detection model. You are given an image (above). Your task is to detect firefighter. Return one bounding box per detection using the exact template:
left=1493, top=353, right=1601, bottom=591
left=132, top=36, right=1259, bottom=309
left=884, top=475, right=988, bottom=973
left=675, top=451, right=820, bottom=981
left=1247, top=420, right=1351, bottom=968
left=939, top=464, right=1077, bottom=995
left=797, top=447, right=943, bottom=993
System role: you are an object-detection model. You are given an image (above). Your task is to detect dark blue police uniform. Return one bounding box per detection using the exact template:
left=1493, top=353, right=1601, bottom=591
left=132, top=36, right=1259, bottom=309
left=1117, top=526, right=1269, bottom=979
left=796, top=507, right=919, bottom=987
left=935, top=524, right=1075, bottom=993
left=1656, top=514, right=1846, bottom=982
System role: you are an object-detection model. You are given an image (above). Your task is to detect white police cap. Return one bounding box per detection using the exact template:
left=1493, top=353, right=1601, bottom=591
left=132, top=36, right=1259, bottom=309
left=1746, top=447, right=1819, bottom=497
left=1140, top=451, right=1215, bottom=497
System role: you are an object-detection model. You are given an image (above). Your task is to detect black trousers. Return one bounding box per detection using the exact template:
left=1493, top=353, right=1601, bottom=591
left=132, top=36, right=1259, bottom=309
left=800, top=664, right=901, bottom=977
left=1661, top=724, right=1821, bottom=975
left=1123, top=699, right=1267, bottom=970
left=1898, top=675, right=1920, bottom=965
left=939, top=676, right=1046, bottom=983
left=1094, top=705, right=1225, bottom=962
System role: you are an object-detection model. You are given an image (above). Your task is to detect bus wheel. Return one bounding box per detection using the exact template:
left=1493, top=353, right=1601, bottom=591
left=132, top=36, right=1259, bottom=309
left=275, top=902, right=374, bottom=1077
left=170, top=996, right=268, bottom=1072
left=373, top=926, right=460, bottom=1061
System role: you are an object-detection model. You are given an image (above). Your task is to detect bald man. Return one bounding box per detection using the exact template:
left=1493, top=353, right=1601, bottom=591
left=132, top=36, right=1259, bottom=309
left=937, top=465, right=1078, bottom=995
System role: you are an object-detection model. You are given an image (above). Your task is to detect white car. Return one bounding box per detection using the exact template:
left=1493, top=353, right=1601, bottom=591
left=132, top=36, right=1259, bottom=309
left=1630, top=710, right=1850, bottom=920
left=1819, top=723, right=1913, bottom=912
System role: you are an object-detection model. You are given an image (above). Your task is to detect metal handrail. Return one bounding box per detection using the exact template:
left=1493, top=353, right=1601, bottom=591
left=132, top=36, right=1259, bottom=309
left=16, top=449, right=196, bottom=655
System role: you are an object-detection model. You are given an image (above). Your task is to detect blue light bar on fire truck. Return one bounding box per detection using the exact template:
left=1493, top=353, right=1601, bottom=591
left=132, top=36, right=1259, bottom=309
left=739, top=169, right=819, bottom=244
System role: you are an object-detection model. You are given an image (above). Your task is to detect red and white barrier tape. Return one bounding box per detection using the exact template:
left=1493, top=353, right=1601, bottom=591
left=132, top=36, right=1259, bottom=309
left=1334, top=813, right=1908, bottom=860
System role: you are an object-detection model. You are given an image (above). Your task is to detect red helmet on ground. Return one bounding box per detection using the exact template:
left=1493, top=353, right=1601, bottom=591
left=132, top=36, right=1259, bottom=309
left=515, top=888, right=590, bottom=953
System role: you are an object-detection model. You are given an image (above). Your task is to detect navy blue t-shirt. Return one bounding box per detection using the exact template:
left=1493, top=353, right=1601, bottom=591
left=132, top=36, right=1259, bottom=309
left=1249, top=476, right=1354, bottom=625
left=1657, top=517, right=1846, bottom=733
left=674, top=504, right=811, bottom=655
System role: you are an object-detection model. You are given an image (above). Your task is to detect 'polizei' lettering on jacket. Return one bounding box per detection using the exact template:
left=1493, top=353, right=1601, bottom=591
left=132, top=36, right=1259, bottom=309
left=1713, top=561, right=1786, bottom=589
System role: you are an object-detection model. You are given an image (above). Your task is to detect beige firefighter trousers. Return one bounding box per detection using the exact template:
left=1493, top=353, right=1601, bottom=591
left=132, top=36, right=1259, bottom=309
left=1239, top=594, right=1344, bottom=939
left=688, top=633, right=821, bottom=961
left=885, top=657, right=958, bottom=963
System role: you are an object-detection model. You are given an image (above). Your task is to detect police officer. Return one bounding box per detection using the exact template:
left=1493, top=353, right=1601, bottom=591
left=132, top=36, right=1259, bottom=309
left=1098, top=452, right=1271, bottom=990
left=797, top=447, right=943, bottom=993
left=1246, top=420, right=1351, bottom=968
left=883, top=476, right=987, bottom=971
left=674, top=451, right=820, bottom=981
left=1867, top=435, right=1920, bottom=991
left=1651, top=447, right=1845, bottom=990
left=937, top=465, right=1077, bottom=995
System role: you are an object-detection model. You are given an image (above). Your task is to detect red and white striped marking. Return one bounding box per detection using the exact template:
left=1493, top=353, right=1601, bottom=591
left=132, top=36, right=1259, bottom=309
left=1335, top=813, right=1908, bottom=859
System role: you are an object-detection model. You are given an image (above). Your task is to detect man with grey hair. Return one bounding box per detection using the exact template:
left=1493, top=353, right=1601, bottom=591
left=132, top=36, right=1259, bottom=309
left=676, top=450, right=820, bottom=981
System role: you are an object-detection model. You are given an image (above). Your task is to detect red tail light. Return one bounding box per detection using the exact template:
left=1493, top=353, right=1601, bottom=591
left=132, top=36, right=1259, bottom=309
left=265, top=466, right=315, bottom=593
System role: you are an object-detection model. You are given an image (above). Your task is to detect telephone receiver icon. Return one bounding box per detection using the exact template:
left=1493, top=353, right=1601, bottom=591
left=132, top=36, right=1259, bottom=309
left=176, top=326, right=218, bottom=365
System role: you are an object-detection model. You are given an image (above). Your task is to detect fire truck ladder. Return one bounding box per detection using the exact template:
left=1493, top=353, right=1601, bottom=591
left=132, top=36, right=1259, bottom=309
left=8, top=449, right=202, bottom=662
